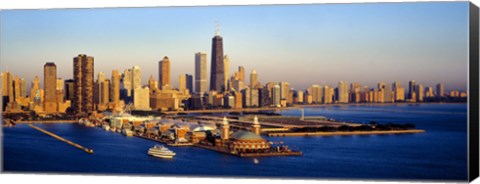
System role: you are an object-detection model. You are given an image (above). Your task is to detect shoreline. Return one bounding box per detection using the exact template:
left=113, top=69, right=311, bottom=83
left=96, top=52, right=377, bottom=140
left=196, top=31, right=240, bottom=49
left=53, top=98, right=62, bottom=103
left=293, top=102, right=466, bottom=108
left=267, top=129, right=425, bottom=137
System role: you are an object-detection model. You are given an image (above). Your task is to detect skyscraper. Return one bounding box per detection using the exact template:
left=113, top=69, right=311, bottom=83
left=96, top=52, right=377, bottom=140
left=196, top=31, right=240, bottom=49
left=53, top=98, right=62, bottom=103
left=308, top=85, right=323, bottom=103
left=224, top=55, right=230, bottom=90
left=111, top=70, right=120, bottom=104
left=392, top=81, right=405, bottom=102
left=195, top=52, right=207, bottom=95
left=132, top=65, right=142, bottom=90
left=64, top=79, right=75, bottom=102
left=416, top=84, right=424, bottom=102
left=409, top=80, right=416, bottom=100
left=338, top=81, right=349, bottom=103
left=210, top=30, right=225, bottom=92
left=250, top=69, right=258, bottom=89
left=179, top=74, right=186, bottom=92
left=272, top=84, right=281, bottom=107
left=186, top=74, right=193, bottom=94
left=238, top=66, right=245, bottom=83
left=159, top=56, right=171, bottom=90
left=44, top=62, right=57, bottom=113
left=73, top=54, right=94, bottom=114
left=436, top=83, right=445, bottom=97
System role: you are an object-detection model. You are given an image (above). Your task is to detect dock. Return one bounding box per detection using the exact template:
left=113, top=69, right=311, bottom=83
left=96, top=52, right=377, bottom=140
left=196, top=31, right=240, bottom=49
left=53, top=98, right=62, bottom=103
left=27, top=124, right=94, bottom=154
left=15, top=120, right=78, bottom=124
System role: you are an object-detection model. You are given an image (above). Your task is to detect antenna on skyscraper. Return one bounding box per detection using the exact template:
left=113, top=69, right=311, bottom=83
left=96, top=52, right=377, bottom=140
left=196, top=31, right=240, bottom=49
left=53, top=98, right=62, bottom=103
left=215, top=21, right=220, bottom=36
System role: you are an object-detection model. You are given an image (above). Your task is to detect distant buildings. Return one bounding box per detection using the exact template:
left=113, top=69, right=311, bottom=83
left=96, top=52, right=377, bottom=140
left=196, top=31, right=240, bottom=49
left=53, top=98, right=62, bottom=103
left=250, top=69, right=258, bottom=89
left=338, top=81, right=349, bottom=103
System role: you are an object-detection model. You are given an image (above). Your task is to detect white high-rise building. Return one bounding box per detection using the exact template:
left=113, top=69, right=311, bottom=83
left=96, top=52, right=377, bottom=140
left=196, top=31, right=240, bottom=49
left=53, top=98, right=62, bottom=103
left=223, top=55, right=230, bottom=91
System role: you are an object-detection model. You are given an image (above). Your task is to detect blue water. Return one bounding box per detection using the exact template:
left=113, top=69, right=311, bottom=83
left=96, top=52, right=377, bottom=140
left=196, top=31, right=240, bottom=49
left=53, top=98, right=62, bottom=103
left=2, top=103, right=468, bottom=181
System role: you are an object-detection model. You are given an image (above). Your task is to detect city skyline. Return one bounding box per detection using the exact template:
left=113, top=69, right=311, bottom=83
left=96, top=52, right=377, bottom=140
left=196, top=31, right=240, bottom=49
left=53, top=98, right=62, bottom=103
left=0, top=2, right=469, bottom=91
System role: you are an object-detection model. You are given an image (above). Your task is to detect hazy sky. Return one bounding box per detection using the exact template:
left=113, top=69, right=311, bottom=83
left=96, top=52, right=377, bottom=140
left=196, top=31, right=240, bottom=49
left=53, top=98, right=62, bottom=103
left=0, top=2, right=469, bottom=91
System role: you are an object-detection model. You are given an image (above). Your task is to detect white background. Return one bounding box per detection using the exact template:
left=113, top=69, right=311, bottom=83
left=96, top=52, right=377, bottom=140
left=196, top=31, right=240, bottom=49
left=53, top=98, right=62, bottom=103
left=0, top=0, right=479, bottom=184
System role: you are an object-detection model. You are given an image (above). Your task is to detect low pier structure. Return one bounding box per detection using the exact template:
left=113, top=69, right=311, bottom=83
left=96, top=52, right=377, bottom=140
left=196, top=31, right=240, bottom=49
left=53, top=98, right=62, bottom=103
left=27, top=124, right=94, bottom=154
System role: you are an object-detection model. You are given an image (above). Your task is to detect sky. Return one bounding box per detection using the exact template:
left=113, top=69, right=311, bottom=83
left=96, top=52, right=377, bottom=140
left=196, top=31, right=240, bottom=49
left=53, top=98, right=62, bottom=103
left=0, top=2, right=470, bottom=92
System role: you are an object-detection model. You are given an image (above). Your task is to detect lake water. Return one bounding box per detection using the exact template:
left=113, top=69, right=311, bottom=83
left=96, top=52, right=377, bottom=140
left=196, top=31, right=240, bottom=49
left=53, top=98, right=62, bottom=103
left=2, top=103, right=468, bottom=181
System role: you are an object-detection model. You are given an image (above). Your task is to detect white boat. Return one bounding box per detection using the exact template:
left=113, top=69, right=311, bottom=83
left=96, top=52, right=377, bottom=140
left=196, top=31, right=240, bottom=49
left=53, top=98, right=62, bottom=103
left=148, top=145, right=176, bottom=159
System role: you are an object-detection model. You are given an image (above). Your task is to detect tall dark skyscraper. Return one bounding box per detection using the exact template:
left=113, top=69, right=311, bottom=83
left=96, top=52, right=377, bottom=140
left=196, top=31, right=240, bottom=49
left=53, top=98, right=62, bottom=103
left=44, top=62, right=57, bottom=113
left=73, top=54, right=94, bottom=114
left=210, top=29, right=225, bottom=92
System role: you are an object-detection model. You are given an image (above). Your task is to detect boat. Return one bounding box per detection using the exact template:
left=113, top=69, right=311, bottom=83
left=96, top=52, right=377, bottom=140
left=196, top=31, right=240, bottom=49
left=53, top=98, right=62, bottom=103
left=147, top=145, right=176, bottom=159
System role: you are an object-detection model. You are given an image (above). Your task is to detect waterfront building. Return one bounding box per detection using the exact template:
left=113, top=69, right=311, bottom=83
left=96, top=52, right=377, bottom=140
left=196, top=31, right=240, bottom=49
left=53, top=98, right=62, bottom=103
left=408, top=80, right=416, bottom=100
left=392, top=81, right=405, bottom=102
left=350, top=82, right=361, bottom=103
left=210, top=29, right=225, bottom=92
left=250, top=69, right=258, bottom=89
left=324, top=86, right=334, bottom=104
left=425, top=86, right=434, bottom=98
left=195, top=52, right=207, bottom=95
left=295, top=90, right=304, bottom=104
left=279, top=82, right=290, bottom=104
left=305, top=93, right=313, bottom=104
left=338, top=81, right=349, bottom=103
left=378, top=82, right=393, bottom=103
left=450, top=90, right=460, bottom=97
left=272, top=84, right=281, bottom=107
left=460, top=91, right=468, bottom=97
left=44, top=62, right=57, bottom=113
left=73, top=54, right=94, bottom=114
left=416, top=84, right=424, bottom=102
left=258, top=87, right=270, bottom=107
left=133, top=86, right=150, bottom=111
left=224, top=55, right=230, bottom=91
left=159, top=56, right=171, bottom=90
left=436, top=83, right=445, bottom=97
left=242, top=88, right=259, bottom=107
left=308, top=85, right=323, bottom=104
